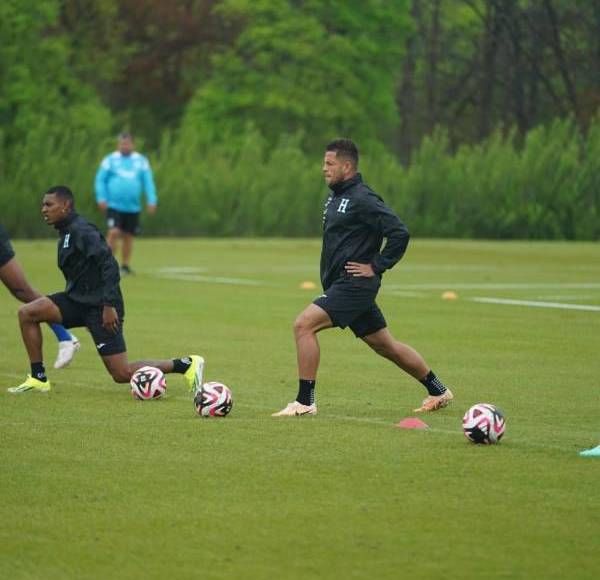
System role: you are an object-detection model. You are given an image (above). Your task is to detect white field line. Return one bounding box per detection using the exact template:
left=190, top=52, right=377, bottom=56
left=151, top=266, right=265, bottom=286
left=535, top=294, right=600, bottom=301
left=401, top=264, right=496, bottom=272
left=155, top=273, right=265, bottom=286
left=383, top=290, right=427, bottom=298
left=154, top=266, right=208, bottom=273
left=0, top=378, right=588, bottom=452
left=150, top=271, right=600, bottom=296
left=387, top=282, right=600, bottom=290
left=149, top=266, right=600, bottom=294
left=472, top=297, right=600, bottom=312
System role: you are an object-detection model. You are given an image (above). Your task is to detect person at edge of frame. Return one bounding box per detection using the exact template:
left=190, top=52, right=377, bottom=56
left=0, top=223, right=80, bottom=369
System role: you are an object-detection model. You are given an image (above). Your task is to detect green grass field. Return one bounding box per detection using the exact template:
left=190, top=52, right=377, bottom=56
left=1, top=238, right=599, bottom=580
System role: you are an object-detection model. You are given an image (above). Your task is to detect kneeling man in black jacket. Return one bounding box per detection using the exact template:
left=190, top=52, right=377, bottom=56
left=8, top=185, right=204, bottom=394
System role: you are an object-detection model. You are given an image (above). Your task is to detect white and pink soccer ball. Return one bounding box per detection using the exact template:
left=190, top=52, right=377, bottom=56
left=194, top=381, right=233, bottom=417
left=463, top=403, right=506, bottom=444
left=130, top=366, right=167, bottom=400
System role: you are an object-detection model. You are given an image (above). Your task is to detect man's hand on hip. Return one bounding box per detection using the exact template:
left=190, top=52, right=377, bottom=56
left=345, top=262, right=375, bottom=277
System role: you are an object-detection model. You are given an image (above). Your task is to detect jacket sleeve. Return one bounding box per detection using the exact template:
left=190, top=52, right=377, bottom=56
left=362, top=194, right=410, bottom=274
left=141, top=157, right=157, bottom=206
left=95, top=157, right=110, bottom=204
left=79, top=228, right=121, bottom=306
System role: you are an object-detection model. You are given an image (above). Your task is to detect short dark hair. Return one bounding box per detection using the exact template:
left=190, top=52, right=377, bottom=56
left=118, top=132, right=133, bottom=140
left=45, top=185, right=75, bottom=208
left=325, top=138, right=359, bottom=168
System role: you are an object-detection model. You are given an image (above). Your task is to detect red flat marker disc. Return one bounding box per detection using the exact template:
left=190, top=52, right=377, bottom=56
left=396, top=417, right=429, bottom=430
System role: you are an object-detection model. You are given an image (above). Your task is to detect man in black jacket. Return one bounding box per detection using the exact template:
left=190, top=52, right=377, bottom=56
left=273, top=139, right=453, bottom=416
left=8, top=185, right=204, bottom=394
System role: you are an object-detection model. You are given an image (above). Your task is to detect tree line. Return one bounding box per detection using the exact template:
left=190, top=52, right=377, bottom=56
left=1, top=0, right=598, bottom=239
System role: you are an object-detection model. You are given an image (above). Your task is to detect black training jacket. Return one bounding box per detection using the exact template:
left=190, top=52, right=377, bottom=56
left=54, top=212, right=122, bottom=307
left=320, top=174, right=410, bottom=290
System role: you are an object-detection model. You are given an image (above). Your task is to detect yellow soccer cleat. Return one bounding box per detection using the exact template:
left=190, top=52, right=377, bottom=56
left=8, top=374, right=52, bottom=394
left=183, top=355, right=205, bottom=392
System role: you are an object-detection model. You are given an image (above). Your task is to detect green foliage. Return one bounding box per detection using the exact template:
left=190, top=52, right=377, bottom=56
left=153, top=128, right=323, bottom=236
left=1, top=0, right=598, bottom=242
left=573, top=117, right=600, bottom=239
left=2, top=116, right=600, bottom=240
left=60, top=0, right=126, bottom=87
left=0, top=0, right=114, bottom=237
left=386, top=116, right=600, bottom=240
left=0, top=0, right=112, bottom=149
left=0, top=124, right=112, bottom=237
left=184, top=0, right=410, bottom=150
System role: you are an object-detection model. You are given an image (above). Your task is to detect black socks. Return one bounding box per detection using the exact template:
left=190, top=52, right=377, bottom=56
left=295, top=373, right=445, bottom=405
left=31, top=362, right=47, bottom=382
left=296, top=379, right=316, bottom=406
left=420, top=370, right=447, bottom=396
left=172, top=357, right=192, bottom=374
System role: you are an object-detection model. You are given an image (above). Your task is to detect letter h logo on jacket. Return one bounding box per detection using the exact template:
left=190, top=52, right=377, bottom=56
left=337, top=198, right=350, bottom=213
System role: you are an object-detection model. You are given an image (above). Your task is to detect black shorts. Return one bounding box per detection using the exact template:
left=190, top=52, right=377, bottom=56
left=48, top=292, right=127, bottom=356
left=106, top=209, right=140, bottom=235
left=313, top=276, right=387, bottom=338
left=0, top=224, right=16, bottom=268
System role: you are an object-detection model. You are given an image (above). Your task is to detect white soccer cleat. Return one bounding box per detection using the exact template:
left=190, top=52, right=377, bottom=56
left=53, top=335, right=81, bottom=369
left=272, top=401, right=317, bottom=417
left=414, top=388, right=454, bottom=413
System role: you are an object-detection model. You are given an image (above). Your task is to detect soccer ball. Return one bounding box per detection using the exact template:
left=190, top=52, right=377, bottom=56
left=462, top=403, right=506, bottom=444
left=194, top=381, right=233, bottom=417
left=130, top=366, right=167, bottom=400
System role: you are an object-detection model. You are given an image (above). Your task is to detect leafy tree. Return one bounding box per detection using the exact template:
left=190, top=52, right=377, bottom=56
left=394, top=0, right=600, bottom=160
left=59, top=0, right=127, bottom=91
left=0, top=0, right=111, bottom=150
left=183, top=0, right=411, bottom=149
left=101, top=0, right=234, bottom=143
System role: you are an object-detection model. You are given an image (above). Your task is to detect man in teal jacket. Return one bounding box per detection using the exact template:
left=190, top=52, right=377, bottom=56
left=94, top=132, right=157, bottom=275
